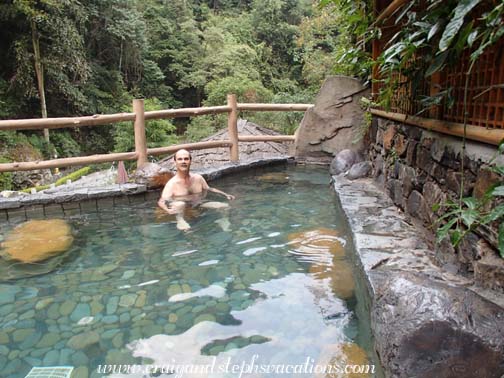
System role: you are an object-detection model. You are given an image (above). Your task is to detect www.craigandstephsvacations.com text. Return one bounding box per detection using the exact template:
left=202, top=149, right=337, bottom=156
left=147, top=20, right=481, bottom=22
left=96, top=355, right=376, bottom=377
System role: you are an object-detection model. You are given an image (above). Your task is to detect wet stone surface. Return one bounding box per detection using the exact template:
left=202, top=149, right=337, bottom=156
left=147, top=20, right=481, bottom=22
left=332, top=175, right=504, bottom=378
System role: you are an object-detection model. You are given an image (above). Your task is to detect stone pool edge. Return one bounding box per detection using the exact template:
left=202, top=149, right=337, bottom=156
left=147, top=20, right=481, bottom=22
left=0, top=157, right=290, bottom=222
left=331, top=174, right=504, bottom=378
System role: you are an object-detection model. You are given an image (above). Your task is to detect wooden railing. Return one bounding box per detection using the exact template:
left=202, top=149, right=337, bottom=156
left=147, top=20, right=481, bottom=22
left=0, top=94, right=313, bottom=173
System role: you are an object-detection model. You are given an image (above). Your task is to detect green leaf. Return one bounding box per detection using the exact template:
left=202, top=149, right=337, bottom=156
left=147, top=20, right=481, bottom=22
left=425, top=50, right=449, bottom=77
left=467, top=30, right=478, bottom=47
left=462, top=197, right=478, bottom=209
left=483, top=204, right=504, bottom=224
left=491, top=165, right=504, bottom=176
left=450, top=229, right=463, bottom=246
left=432, top=203, right=440, bottom=212
left=428, top=20, right=443, bottom=41
left=492, top=186, right=504, bottom=196
left=436, top=217, right=458, bottom=243
left=461, top=209, right=478, bottom=228
left=499, top=139, right=504, bottom=154
left=499, top=222, right=504, bottom=258
left=454, top=21, right=474, bottom=53
left=439, top=0, right=482, bottom=52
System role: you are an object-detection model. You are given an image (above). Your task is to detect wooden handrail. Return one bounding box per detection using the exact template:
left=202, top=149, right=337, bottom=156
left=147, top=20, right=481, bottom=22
left=0, top=152, right=138, bottom=173
left=0, top=97, right=313, bottom=174
left=237, top=103, right=312, bottom=111
left=238, top=135, right=295, bottom=142
left=0, top=113, right=136, bottom=131
left=371, top=109, right=504, bottom=146
left=147, top=141, right=233, bottom=156
left=145, top=105, right=231, bottom=120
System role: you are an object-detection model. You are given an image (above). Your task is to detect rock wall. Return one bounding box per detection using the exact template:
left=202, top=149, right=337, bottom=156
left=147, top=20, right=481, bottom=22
left=295, top=76, right=370, bottom=163
left=368, top=116, right=504, bottom=292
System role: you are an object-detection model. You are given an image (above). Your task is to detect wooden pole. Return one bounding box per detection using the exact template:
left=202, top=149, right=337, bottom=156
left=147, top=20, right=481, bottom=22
left=133, top=99, right=148, bottom=168
left=237, top=103, right=313, bottom=111
left=0, top=152, right=137, bottom=173
left=148, top=140, right=232, bottom=156
left=371, top=109, right=504, bottom=146
left=227, top=94, right=239, bottom=162
left=238, top=135, right=295, bottom=142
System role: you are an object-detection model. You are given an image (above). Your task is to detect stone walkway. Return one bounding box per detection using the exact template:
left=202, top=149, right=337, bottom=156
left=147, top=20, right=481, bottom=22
left=332, top=174, right=504, bottom=378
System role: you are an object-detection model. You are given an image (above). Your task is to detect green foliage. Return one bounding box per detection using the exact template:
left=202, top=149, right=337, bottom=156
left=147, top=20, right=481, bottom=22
left=50, top=131, right=81, bottom=158
left=205, top=75, right=273, bottom=106
left=247, top=90, right=314, bottom=134
left=435, top=143, right=504, bottom=258
left=20, top=166, right=92, bottom=193
left=374, top=0, right=504, bottom=110
left=318, top=0, right=374, bottom=81
left=0, top=157, right=13, bottom=191
left=185, top=115, right=224, bottom=142
left=114, top=98, right=178, bottom=152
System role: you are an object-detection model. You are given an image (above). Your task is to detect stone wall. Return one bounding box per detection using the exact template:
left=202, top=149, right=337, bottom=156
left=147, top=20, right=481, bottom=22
left=368, top=116, right=504, bottom=292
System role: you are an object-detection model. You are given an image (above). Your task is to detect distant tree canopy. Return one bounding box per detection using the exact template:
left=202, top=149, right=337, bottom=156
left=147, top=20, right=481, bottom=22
left=0, top=0, right=351, bottom=159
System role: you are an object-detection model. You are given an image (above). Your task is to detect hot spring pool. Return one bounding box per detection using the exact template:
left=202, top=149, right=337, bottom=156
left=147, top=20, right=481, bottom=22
left=0, top=166, right=380, bottom=378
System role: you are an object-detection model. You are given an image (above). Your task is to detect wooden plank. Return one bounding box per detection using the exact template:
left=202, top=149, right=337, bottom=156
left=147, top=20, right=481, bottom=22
left=371, top=108, right=504, bottom=145
left=237, top=103, right=313, bottom=111
left=0, top=152, right=137, bottom=173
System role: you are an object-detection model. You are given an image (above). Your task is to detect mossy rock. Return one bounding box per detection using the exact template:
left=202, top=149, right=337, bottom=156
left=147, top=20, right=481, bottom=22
left=1, top=219, right=74, bottom=263
left=315, top=342, right=371, bottom=378
left=256, top=172, right=290, bottom=184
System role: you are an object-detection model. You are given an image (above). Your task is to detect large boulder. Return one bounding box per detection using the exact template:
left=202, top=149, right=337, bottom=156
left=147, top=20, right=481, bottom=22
left=1, top=219, right=74, bottom=263
left=330, top=149, right=360, bottom=175
left=134, top=162, right=173, bottom=189
left=372, top=272, right=504, bottom=378
left=295, top=76, right=370, bottom=162
left=347, top=161, right=372, bottom=180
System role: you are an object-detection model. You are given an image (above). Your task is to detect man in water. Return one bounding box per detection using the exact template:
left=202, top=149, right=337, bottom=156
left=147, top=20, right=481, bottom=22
left=158, top=149, right=235, bottom=230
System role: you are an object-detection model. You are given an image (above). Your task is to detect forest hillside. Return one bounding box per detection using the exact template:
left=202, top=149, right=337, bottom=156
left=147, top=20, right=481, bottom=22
left=0, top=0, right=356, bottom=180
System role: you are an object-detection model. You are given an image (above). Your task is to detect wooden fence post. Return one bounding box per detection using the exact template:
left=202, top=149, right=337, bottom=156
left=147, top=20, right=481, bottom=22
left=133, top=99, right=148, bottom=168
left=227, top=94, right=239, bottom=162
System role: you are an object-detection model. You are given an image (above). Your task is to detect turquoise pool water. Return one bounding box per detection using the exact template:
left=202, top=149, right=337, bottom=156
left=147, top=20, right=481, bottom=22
left=0, top=166, right=378, bottom=378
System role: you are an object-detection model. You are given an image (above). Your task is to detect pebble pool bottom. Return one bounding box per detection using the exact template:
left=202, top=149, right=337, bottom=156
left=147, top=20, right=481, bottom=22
left=0, top=166, right=379, bottom=378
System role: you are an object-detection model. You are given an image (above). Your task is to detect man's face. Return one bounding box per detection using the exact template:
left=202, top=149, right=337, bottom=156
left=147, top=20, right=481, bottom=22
left=175, top=150, right=191, bottom=173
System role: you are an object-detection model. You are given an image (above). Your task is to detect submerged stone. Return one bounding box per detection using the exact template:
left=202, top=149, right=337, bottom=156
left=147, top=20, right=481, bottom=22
left=257, top=172, right=289, bottom=184
left=0, top=219, right=73, bottom=263
left=315, top=342, right=371, bottom=378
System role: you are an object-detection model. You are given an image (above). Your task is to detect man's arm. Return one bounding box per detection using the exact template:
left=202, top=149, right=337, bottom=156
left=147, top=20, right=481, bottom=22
left=207, top=187, right=235, bottom=200
left=158, top=181, right=174, bottom=213
left=199, top=175, right=235, bottom=200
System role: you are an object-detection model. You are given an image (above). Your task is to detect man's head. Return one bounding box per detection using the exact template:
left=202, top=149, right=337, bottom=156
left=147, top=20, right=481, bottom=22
left=174, top=149, right=191, bottom=173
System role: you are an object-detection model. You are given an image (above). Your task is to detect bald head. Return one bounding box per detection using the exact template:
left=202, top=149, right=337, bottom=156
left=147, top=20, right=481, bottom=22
left=174, top=149, right=191, bottom=161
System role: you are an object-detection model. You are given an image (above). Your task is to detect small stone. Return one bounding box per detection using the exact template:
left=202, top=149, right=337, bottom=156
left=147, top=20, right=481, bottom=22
left=112, top=333, right=124, bottom=349
left=8, top=350, right=19, bottom=360
left=71, top=350, right=89, bottom=366
left=70, top=303, right=91, bottom=322
left=72, top=366, right=89, bottom=378
left=194, top=314, right=216, bottom=324
left=12, top=329, right=32, bottom=343
left=102, top=329, right=120, bottom=339
left=68, top=331, right=100, bottom=350
left=102, top=315, right=119, bottom=325
left=36, top=332, right=60, bottom=348
left=122, top=270, right=135, bottom=280
left=59, top=348, right=73, bottom=365
left=90, top=300, right=104, bottom=315
left=43, top=350, right=59, bottom=365
left=168, top=313, right=178, bottom=323
left=119, top=294, right=137, bottom=307
left=60, top=300, right=77, bottom=316
left=119, top=313, right=130, bottom=323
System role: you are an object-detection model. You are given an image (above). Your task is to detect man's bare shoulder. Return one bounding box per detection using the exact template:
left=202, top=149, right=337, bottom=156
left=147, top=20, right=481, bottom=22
left=191, top=173, right=206, bottom=181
